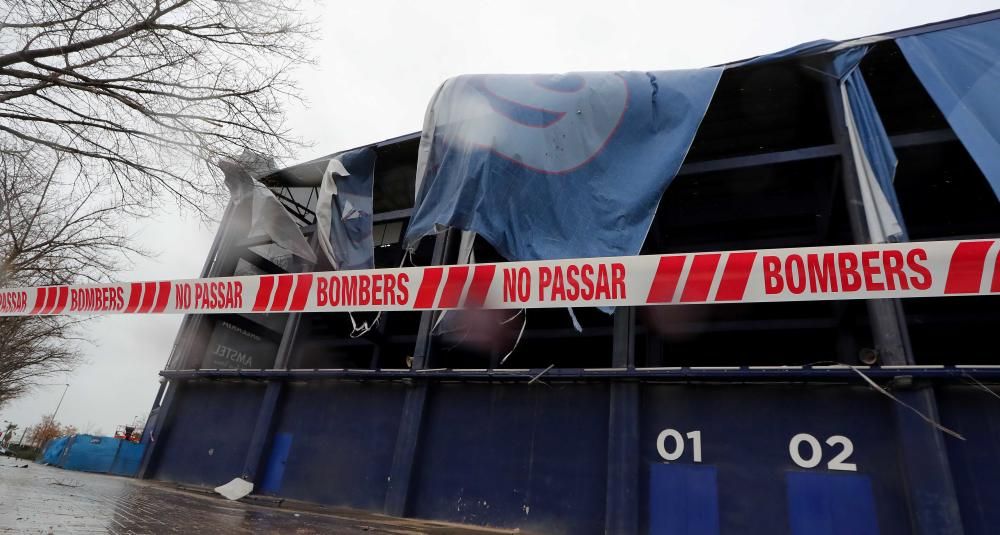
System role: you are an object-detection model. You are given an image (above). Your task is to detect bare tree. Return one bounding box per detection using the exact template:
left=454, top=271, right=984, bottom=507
left=0, top=0, right=312, bottom=210
left=0, top=1, right=313, bottom=407
left=0, top=146, right=139, bottom=408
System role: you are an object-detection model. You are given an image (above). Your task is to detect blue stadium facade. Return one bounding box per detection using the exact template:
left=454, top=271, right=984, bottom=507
left=137, top=11, right=1000, bottom=534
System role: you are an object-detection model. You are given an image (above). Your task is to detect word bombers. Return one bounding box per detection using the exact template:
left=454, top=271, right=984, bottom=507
left=763, top=249, right=931, bottom=295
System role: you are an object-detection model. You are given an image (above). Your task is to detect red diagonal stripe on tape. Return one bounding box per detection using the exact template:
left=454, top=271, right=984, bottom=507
left=646, top=256, right=686, bottom=303
left=137, top=281, right=157, bottom=313
left=30, top=288, right=47, bottom=315
left=124, top=283, right=143, bottom=313
left=944, top=241, right=993, bottom=294
left=53, top=287, right=69, bottom=313
left=680, top=253, right=722, bottom=303
left=253, top=276, right=275, bottom=311
left=465, top=265, right=497, bottom=308
left=438, top=266, right=470, bottom=308
left=992, top=253, right=1000, bottom=293
left=40, top=286, right=58, bottom=314
left=715, top=252, right=757, bottom=302
left=270, top=274, right=295, bottom=311
left=414, top=267, right=444, bottom=309
left=289, top=274, right=313, bottom=311
left=153, top=282, right=171, bottom=312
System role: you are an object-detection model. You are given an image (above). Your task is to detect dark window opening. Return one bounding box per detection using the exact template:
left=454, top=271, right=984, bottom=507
left=862, top=42, right=950, bottom=136
left=428, top=237, right=615, bottom=370
left=635, top=300, right=874, bottom=367
left=287, top=219, right=430, bottom=370
left=685, top=61, right=833, bottom=163
left=373, top=137, right=418, bottom=213
left=637, top=157, right=874, bottom=366
left=893, top=142, right=1000, bottom=240
left=905, top=296, right=1000, bottom=365
left=645, top=157, right=854, bottom=253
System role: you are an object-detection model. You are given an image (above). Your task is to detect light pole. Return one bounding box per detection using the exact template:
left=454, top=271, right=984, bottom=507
left=51, top=383, right=70, bottom=421
left=33, top=382, right=72, bottom=422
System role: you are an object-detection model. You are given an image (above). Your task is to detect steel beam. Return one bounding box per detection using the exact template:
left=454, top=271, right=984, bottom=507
left=138, top=194, right=247, bottom=478
left=384, top=233, right=452, bottom=517
left=238, top=230, right=318, bottom=484
left=159, top=365, right=1000, bottom=383
left=605, top=307, right=639, bottom=535
left=823, top=76, right=964, bottom=535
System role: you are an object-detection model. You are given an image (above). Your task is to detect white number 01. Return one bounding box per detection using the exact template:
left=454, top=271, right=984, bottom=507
left=788, top=433, right=857, bottom=471
left=656, top=429, right=702, bottom=463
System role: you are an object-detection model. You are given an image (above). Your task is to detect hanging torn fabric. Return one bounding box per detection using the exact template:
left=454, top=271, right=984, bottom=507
left=897, top=19, right=1000, bottom=201
left=316, top=147, right=378, bottom=270
left=732, top=39, right=837, bottom=67
left=804, top=46, right=905, bottom=242
left=221, top=153, right=317, bottom=264
left=404, top=69, right=723, bottom=263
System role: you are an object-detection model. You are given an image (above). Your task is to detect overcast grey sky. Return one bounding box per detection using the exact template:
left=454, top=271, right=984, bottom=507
left=2, top=0, right=997, bottom=435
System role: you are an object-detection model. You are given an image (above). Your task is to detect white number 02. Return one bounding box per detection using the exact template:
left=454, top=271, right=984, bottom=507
left=788, top=433, right=857, bottom=471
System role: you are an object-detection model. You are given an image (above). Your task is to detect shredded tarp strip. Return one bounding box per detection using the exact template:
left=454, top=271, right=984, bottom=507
left=897, top=19, right=1000, bottom=201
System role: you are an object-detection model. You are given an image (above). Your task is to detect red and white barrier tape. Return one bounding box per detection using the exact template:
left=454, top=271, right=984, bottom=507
left=1, top=239, right=998, bottom=317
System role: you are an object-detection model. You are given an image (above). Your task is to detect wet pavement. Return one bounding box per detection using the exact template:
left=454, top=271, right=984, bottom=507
left=0, top=458, right=517, bottom=534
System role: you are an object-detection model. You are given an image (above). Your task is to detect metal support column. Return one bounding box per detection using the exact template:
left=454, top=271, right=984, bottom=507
left=137, top=196, right=247, bottom=479
left=239, top=311, right=305, bottom=482
left=384, top=233, right=452, bottom=517
left=605, top=306, right=639, bottom=535
left=240, top=225, right=320, bottom=483
left=138, top=379, right=168, bottom=444
left=136, top=379, right=180, bottom=478
left=824, top=78, right=964, bottom=535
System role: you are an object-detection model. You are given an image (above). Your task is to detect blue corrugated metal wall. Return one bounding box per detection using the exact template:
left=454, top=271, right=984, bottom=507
left=140, top=379, right=1000, bottom=534
left=936, top=386, right=1000, bottom=535
left=260, top=382, right=407, bottom=508
left=150, top=381, right=266, bottom=486
left=409, top=383, right=611, bottom=534
left=639, top=385, right=912, bottom=534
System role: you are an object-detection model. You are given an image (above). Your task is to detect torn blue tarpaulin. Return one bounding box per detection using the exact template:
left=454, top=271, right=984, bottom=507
left=404, top=69, right=722, bottom=262
left=316, top=147, right=378, bottom=270
left=733, top=39, right=837, bottom=67
left=806, top=46, right=905, bottom=241
left=897, top=18, right=1000, bottom=201
left=223, top=151, right=317, bottom=264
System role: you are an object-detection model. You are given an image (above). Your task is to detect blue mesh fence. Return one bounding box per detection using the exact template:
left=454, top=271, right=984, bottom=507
left=36, top=434, right=145, bottom=477
left=109, top=441, right=146, bottom=476
left=39, top=435, right=70, bottom=465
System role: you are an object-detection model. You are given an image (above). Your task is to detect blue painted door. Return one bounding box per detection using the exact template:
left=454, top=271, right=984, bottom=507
left=786, top=471, right=879, bottom=535
left=259, top=432, right=293, bottom=494
left=649, top=463, right=720, bottom=535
